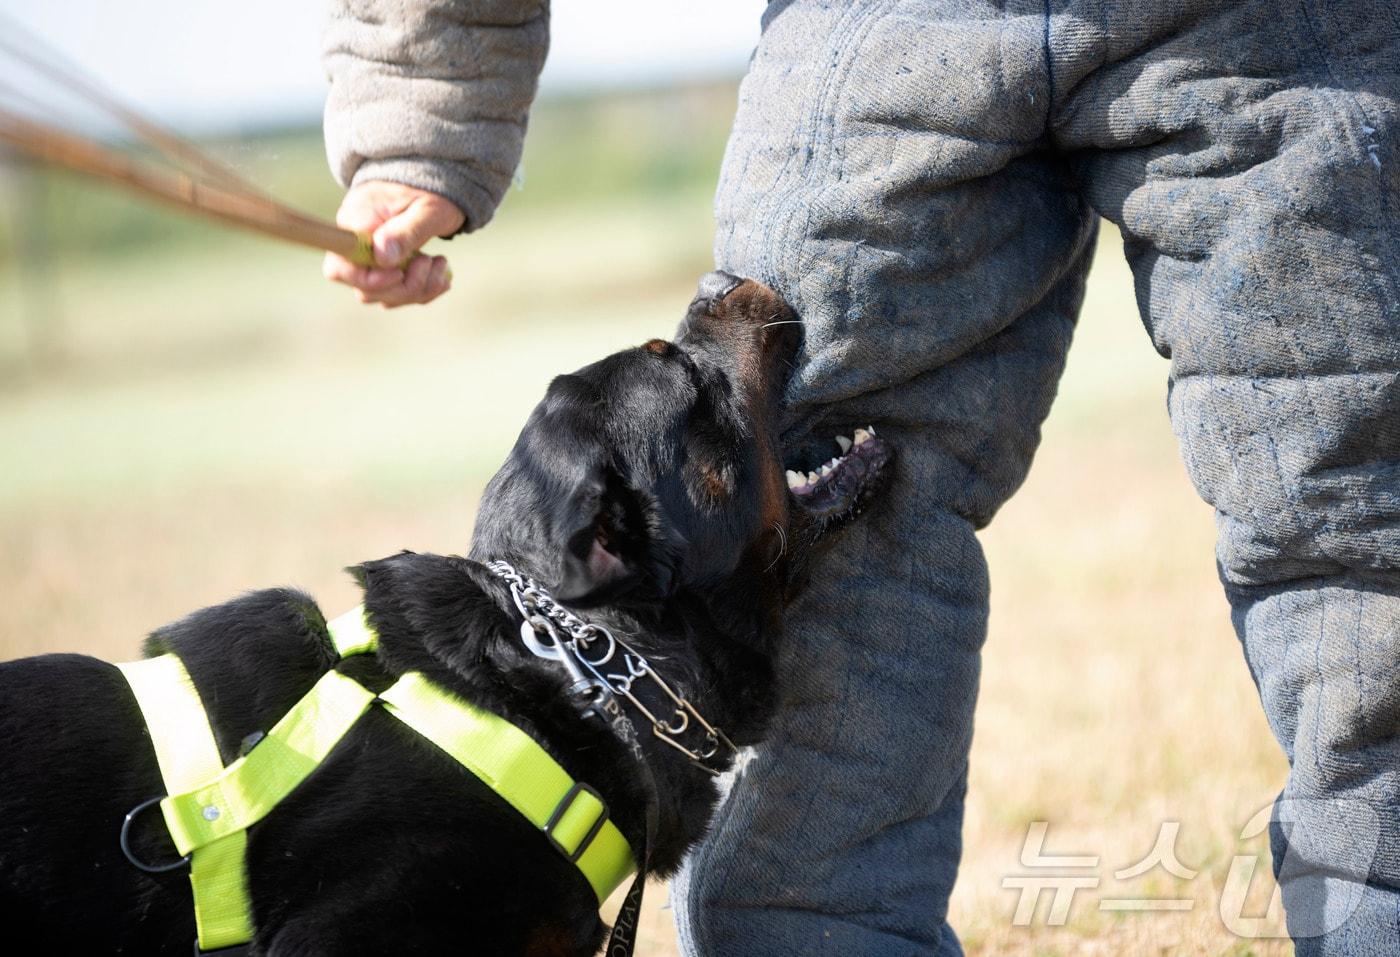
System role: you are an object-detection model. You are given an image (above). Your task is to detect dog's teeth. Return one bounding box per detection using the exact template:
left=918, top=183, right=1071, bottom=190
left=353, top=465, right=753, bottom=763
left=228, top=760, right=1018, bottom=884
left=828, top=458, right=840, bottom=468
left=820, top=464, right=832, bottom=476
left=835, top=435, right=852, bottom=454
left=806, top=471, right=821, bottom=485
left=785, top=470, right=804, bottom=489
left=853, top=428, right=872, bottom=446
left=868, top=425, right=877, bottom=436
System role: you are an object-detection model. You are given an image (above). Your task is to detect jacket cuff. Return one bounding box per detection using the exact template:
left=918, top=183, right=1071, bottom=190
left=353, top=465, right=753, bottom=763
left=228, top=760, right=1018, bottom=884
left=350, top=158, right=504, bottom=236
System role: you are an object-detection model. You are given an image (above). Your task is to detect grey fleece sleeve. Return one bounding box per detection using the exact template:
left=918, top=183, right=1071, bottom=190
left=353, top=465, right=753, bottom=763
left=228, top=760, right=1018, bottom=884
left=323, top=0, right=549, bottom=233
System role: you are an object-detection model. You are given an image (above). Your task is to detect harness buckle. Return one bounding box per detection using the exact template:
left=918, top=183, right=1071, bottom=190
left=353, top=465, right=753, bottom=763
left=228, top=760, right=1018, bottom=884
left=543, top=781, right=610, bottom=863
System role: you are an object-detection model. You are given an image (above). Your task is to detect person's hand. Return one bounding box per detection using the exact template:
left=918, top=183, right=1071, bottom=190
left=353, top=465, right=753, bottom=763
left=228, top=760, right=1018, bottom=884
left=323, top=181, right=466, bottom=308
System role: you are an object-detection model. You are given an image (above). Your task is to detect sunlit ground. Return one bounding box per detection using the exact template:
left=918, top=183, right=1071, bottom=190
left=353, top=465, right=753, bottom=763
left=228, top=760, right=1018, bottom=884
left=0, top=85, right=1289, bottom=955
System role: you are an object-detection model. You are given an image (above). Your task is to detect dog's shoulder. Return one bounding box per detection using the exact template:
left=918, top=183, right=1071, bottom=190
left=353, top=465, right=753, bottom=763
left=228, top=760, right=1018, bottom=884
left=146, top=587, right=336, bottom=762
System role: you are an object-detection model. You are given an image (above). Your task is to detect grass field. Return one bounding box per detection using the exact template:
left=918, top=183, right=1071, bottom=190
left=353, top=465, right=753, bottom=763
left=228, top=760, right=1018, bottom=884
left=0, top=84, right=1291, bottom=954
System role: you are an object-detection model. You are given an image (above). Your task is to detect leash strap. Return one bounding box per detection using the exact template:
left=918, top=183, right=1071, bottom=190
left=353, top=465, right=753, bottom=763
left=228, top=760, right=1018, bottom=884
left=591, top=694, right=659, bottom=957
left=116, top=654, right=254, bottom=950
left=605, top=861, right=650, bottom=957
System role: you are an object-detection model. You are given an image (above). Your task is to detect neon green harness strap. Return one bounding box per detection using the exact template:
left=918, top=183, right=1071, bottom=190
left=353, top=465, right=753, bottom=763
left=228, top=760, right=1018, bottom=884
left=160, top=669, right=376, bottom=853
left=118, top=605, right=634, bottom=950
left=117, top=654, right=254, bottom=950
left=155, top=667, right=374, bottom=950
left=117, top=654, right=224, bottom=791
left=326, top=604, right=377, bottom=657
left=119, top=608, right=376, bottom=949
left=379, top=671, right=637, bottom=904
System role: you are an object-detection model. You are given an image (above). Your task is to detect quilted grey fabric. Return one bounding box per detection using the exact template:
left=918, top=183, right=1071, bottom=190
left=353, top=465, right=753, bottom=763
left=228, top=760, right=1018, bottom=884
left=673, top=3, right=1400, bottom=955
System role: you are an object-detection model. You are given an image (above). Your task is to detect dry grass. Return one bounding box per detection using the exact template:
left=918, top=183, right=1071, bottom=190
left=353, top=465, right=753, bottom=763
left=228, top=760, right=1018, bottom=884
left=1, top=169, right=1289, bottom=955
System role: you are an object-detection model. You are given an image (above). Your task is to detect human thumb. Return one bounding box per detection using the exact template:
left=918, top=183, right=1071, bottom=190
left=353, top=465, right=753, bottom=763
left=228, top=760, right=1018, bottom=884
left=371, top=195, right=465, bottom=269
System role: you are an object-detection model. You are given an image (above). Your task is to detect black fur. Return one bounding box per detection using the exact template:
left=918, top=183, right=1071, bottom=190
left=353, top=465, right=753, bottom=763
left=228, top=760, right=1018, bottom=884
left=0, top=277, right=875, bottom=956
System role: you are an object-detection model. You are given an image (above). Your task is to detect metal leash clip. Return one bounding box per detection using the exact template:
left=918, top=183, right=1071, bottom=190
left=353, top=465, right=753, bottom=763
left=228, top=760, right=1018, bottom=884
left=489, top=560, right=738, bottom=774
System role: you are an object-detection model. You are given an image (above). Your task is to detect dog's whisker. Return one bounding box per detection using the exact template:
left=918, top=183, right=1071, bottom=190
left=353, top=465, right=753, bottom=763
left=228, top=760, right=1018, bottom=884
left=764, top=521, right=788, bottom=572
left=760, top=319, right=804, bottom=330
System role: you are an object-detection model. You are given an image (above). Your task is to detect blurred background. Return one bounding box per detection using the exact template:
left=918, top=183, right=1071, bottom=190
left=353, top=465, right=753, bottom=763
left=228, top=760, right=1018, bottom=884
left=0, top=3, right=1289, bottom=953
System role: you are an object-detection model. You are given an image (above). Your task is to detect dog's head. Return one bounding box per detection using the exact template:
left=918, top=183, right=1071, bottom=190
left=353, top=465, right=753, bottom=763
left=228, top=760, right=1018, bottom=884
left=469, top=272, right=892, bottom=613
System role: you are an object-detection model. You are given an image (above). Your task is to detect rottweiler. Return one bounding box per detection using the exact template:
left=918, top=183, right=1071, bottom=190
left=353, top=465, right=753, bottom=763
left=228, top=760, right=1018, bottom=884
left=0, top=273, right=892, bottom=956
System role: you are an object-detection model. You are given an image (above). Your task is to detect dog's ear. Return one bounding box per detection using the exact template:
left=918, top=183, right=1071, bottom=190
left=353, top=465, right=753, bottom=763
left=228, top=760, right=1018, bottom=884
left=553, top=465, right=651, bottom=607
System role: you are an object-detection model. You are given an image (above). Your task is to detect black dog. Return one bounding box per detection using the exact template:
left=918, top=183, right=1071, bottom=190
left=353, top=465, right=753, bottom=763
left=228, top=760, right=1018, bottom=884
left=0, top=274, right=892, bottom=956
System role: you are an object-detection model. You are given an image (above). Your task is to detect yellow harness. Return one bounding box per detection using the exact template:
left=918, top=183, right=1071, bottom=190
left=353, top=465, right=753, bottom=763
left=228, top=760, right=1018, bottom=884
left=116, top=605, right=636, bottom=953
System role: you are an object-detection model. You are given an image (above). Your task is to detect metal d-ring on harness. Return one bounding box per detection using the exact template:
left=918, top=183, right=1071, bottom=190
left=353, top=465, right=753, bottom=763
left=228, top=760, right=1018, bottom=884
left=487, top=560, right=738, bottom=775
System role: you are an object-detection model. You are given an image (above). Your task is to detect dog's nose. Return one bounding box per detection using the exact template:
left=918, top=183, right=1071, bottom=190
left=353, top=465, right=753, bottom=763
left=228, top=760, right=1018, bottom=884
left=695, top=270, right=743, bottom=306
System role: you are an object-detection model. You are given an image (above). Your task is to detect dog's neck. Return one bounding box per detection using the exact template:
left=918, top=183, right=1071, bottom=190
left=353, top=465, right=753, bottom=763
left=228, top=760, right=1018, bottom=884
left=357, top=551, right=776, bottom=876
